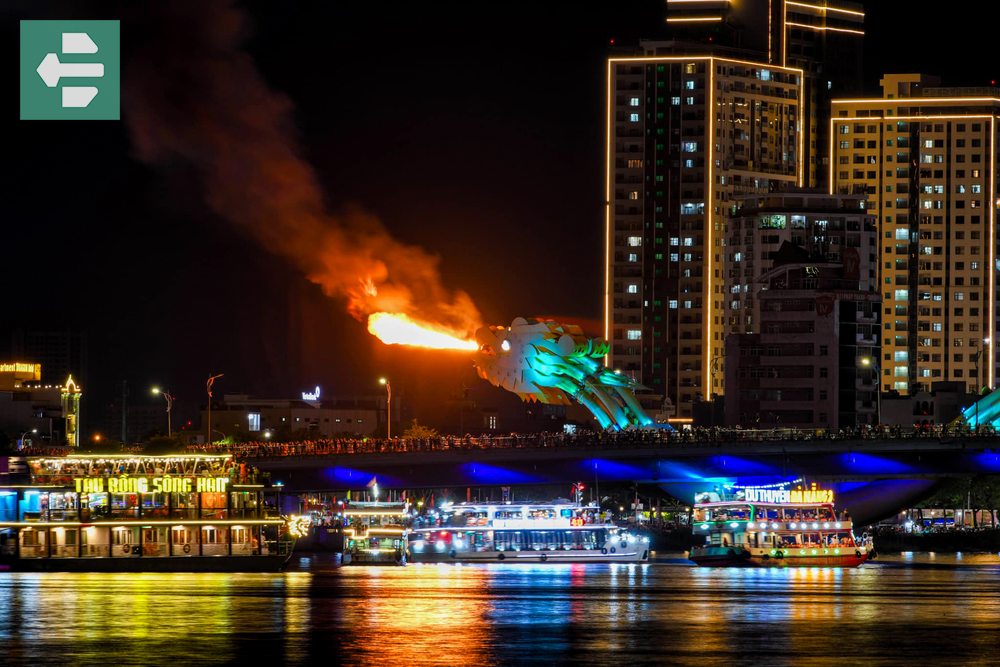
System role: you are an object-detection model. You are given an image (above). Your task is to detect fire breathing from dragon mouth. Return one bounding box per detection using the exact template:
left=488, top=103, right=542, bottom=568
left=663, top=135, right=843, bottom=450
left=367, top=312, right=478, bottom=351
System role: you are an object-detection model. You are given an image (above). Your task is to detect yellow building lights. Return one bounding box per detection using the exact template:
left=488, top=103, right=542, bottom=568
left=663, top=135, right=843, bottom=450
left=785, top=1, right=865, bottom=18
left=784, top=22, right=864, bottom=35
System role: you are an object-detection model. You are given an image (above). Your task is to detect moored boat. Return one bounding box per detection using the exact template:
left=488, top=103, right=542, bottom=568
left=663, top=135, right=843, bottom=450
left=341, top=501, right=409, bottom=565
left=409, top=501, right=649, bottom=563
left=688, top=483, right=873, bottom=567
left=0, top=454, right=296, bottom=572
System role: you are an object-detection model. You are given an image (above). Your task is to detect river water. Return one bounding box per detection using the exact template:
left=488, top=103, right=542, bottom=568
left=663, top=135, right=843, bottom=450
left=1, top=553, right=999, bottom=666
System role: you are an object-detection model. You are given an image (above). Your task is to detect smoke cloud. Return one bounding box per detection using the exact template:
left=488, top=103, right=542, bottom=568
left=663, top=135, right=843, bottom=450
left=123, top=0, right=481, bottom=337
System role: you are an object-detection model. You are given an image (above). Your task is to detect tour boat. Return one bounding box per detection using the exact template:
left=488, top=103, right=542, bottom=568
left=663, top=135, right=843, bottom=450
left=341, top=501, right=409, bottom=565
left=408, top=501, right=649, bottom=563
left=688, top=484, right=872, bottom=567
left=0, top=454, right=296, bottom=572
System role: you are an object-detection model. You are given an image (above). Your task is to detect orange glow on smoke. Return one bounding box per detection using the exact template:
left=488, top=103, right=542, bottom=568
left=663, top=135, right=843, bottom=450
left=367, top=312, right=478, bottom=351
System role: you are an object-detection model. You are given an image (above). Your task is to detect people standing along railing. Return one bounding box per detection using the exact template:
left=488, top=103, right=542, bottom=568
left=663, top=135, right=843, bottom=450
left=174, top=422, right=997, bottom=461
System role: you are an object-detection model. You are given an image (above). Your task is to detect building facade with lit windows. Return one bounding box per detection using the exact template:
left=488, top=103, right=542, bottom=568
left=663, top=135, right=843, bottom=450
left=724, top=252, right=880, bottom=429
left=664, top=0, right=865, bottom=188
left=829, top=75, right=1000, bottom=395
left=606, top=48, right=802, bottom=418
left=725, top=189, right=876, bottom=334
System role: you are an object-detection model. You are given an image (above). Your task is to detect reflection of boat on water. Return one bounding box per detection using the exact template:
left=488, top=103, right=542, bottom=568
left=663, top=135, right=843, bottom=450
left=409, top=501, right=649, bottom=564
left=342, top=502, right=409, bottom=565
left=0, top=454, right=294, bottom=572
left=689, top=484, right=872, bottom=567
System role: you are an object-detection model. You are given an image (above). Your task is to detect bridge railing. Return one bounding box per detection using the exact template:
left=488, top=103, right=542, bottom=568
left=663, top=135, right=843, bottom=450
left=181, top=424, right=998, bottom=460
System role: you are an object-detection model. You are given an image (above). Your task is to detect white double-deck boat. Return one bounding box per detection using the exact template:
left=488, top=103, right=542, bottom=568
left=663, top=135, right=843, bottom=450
left=342, top=501, right=409, bottom=565
left=689, top=484, right=873, bottom=567
left=409, top=501, right=649, bottom=563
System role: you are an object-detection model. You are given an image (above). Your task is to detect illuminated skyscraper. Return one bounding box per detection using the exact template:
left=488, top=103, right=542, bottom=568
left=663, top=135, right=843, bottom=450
left=664, top=0, right=865, bottom=188
left=605, top=2, right=863, bottom=420
left=829, top=75, right=1000, bottom=395
left=605, top=50, right=802, bottom=418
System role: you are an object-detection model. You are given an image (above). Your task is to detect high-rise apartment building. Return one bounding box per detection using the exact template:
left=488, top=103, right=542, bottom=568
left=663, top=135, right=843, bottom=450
left=606, top=51, right=802, bottom=418
left=726, top=189, right=876, bottom=334
left=829, top=74, right=1000, bottom=395
left=664, top=0, right=865, bottom=187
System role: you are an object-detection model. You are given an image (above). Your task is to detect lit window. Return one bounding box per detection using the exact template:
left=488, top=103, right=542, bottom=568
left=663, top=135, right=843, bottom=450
left=671, top=96, right=680, bottom=105
left=628, top=253, right=638, bottom=262
left=685, top=80, right=695, bottom=90
left=247, top=413, right=261, bottom=432
left=629, top=113, right=640, bottom=122
left=627, top=284, right=638, bottom=294
left=629, top=97, right=640, bottom=107
left=669, top=300, right=678, bottom=309
left=629, top=191, right=639, bottom=200
left=627, top=236, right=642, bottom=247
left=627, top=329, right=642, bottom=340
left=682, top=142, right=698, bottom=152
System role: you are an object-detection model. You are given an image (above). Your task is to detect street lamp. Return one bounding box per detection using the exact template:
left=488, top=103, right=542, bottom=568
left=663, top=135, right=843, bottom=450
left=151, top=386, right=175, bottom=437
left=379, top=377, right=392, bottom=439
left=18, top=428, right=38, bottom=451
left=860, top=357, right=879, bottom=427
left=263, top=430, right=272, bottom=440
left=206, top=373, right=224, bottom=444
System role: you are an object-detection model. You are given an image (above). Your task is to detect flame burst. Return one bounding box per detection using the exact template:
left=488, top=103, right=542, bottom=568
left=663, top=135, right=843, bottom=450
left=368, top=312, right=478, bottom=351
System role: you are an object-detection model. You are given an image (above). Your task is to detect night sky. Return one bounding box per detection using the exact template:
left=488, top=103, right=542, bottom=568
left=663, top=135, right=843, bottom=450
left=4, top=1, right=997, bottom=428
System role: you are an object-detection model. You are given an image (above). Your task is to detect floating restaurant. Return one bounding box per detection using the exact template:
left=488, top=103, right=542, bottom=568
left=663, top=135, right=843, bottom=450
left=0, top=454, right=295, bottom=571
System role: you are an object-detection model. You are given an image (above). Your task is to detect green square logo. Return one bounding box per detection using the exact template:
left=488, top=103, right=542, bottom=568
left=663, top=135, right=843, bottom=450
left=20, top=20, right=120, bottom=120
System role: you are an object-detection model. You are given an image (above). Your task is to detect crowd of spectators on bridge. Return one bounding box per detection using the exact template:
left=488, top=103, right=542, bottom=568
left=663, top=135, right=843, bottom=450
left=174, top=421, right=1000, bottom=460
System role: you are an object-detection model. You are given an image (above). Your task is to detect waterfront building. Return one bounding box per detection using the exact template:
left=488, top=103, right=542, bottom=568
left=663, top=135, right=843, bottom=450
left=204, top=393, right=388, bottom=439
left=0, top=362, right=82, bottom=447
left=725, top=189, right=876, bottom=334
left=880, top=380, right=976, bottom=429
left=606, top=48, right=802, bottom=419
left=724, top=246, right=880, bottom=429
left=829, top=75, right=1000, bottom=395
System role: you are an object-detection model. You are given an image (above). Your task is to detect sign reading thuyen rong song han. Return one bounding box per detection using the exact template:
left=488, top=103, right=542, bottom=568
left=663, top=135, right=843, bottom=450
left=73, top=476, right=230, bottom=494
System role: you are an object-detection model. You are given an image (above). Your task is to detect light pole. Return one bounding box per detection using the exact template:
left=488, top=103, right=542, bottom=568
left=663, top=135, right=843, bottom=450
left=206, top=373, right=224, bottom=444
left=151, top=387, right=175, bottom=437
left=379, top=377, right=391, bottom=439
left=860, top=357, right=879, bottom=427
left=18, top=428, right=38, bottom=451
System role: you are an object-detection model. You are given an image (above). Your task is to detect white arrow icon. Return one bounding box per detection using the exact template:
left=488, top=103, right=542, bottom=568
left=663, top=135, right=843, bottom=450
left=35, top=32, right=104, bottom=109
left=36, top=53, right=104, bottom=87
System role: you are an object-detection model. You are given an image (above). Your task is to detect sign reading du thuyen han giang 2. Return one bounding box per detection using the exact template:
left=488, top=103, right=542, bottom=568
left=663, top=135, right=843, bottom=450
left=20, top=20, right=120, bottom=120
